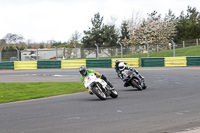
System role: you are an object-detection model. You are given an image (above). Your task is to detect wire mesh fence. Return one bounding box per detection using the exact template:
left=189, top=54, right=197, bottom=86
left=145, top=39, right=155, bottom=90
left=0, top=39, right=199, bottom=61
left=1, top=50, right=18, bottom=61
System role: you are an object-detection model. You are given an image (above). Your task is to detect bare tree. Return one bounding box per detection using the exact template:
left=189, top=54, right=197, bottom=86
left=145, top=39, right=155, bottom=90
left=65, top=31, right=82, bottom=58
left=107, top=15, right=118, bottom=26
left=69, top=31, right=82, bottom=46
left=3, top=33, right=24, bottom=44
left=126, top=11, right=144, bottom=46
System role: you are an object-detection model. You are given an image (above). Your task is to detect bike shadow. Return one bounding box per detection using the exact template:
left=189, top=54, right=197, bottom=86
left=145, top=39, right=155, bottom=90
left=120, top=88, right=144, bottom=91
left=80, top=97, right=119, bottom=102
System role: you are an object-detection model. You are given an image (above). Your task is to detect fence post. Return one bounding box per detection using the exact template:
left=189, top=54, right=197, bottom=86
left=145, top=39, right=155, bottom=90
left=0, top=51, right=2, bottom=62
left=119, top=43, right=123, bottom=58
left=54, top=46, right=58, bottom=60
left=183, top=41, right=185, bottom=48
left=73, top=45, right=77, bottom=59
left=171, top=40, right=176, bottom=57
left=15, top=48, right=20, bottom=61
left=63, top=48, right=66, bottom=59
left=95, top=44, right=99, bottom=59
left=36, top=48, right=39, bottom=60
left=197, top=39, right=198, bottom=46
left=146, top=42, right=149, bottom=58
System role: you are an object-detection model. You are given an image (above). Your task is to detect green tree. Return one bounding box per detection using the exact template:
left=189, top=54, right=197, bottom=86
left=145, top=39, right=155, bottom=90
left=186, top=6, right=200, bottom=39
left=175, top=11, right=187, bottom=41
left=82, top=12, right=104, bottom=48
left=175, top=6, right=200, bottom=41
left=119, top=20, right=130, bottom=44
left=101, top=24, right=119, bottom=47
left=82, top=12, right=119, bottom=47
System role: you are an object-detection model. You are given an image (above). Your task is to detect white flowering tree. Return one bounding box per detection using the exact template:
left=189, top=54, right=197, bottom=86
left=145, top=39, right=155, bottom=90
left=127, top=10, right=176, bottom=50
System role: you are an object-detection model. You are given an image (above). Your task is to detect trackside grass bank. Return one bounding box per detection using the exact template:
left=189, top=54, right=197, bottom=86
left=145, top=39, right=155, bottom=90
left=100, top=45, right=200, bottom=59
left=0, top=82, right=85, bottom=104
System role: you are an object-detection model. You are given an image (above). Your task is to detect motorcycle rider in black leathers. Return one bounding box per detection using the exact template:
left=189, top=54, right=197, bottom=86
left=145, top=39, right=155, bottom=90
left=115, top=60, right=127, bottom=76
left=118, top=62, right=144, bottom=87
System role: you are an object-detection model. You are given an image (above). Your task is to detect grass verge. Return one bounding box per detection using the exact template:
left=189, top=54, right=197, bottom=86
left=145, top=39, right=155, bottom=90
left=0, top=82, right=85, bottom=104
left=100, top=45, right=200, bottom=59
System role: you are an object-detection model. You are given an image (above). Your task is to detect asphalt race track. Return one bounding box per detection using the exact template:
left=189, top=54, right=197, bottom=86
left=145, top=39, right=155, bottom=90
left=0, top=67, right=200, bottom=133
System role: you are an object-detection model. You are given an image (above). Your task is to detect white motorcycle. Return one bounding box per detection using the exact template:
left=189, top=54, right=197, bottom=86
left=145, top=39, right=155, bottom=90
left=84, top=73, right=118, bottom=100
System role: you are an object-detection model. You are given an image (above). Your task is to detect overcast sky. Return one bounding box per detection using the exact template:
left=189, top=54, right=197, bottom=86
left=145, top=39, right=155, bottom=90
left=0, top=0, right=199, bottom=43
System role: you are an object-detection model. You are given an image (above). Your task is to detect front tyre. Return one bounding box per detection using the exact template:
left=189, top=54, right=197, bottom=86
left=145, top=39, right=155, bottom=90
left=142, top=83, right=147, bottom=89
left=92, top=85, right=107, bottom=100
left=110, top=89, right=118, bottom=98
left=131, top=79, right=142, bottom=91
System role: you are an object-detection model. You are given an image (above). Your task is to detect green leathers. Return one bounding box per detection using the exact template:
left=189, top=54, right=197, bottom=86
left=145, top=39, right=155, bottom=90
left=81, top=69, right=97, bottom=83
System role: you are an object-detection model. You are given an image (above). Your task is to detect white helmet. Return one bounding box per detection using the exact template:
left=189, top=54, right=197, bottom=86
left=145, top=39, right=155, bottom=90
left=118, top=62, right=126, bottom=71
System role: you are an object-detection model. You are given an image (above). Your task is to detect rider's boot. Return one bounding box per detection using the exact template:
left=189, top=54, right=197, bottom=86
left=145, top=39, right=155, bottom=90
left=107, top=80, right=114, bottom=89
left=123, top=81, right=129, bottom=87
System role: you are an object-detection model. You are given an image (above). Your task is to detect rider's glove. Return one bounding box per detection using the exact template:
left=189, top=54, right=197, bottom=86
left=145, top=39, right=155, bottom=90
left=94, top=72, right=99, bottom=75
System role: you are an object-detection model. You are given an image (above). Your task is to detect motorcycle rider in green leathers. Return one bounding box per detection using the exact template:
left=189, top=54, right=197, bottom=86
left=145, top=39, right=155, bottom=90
left=79, top=65, right=114, bottom=94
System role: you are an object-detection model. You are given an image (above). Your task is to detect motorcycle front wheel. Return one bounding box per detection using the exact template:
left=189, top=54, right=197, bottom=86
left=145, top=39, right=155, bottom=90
left=110, top=89, right=118, bottom=98
left=142, top=82, right=147, bottom=89
left=92, top=85, right=107, bottom=100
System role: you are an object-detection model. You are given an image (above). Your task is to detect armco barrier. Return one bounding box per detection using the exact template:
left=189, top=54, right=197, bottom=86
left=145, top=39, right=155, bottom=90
left=37, top=61, right=61, bottom=69
left=141, top=57, right=164, bottom=67
left=0, top=61, right=14, bottom=70
left=62, top=60, right=86, bottom=69
left=86, top=59, right=111, bottom=68
left=14, top=61, right=37, bottom=70
left=187, top=56, right=200, bottom=66
left=112, top=58, right=139, bottom=68
left=164, top=57, right=187, bottom=67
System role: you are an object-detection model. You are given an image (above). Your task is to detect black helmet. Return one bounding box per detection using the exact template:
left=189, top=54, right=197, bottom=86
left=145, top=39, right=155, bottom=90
left=79, top=65, right=87, bottom=76
left=115, top=60, right=119, bottom=63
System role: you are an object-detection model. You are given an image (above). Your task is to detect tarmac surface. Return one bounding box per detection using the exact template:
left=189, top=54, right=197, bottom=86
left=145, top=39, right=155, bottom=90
left=0, top=67, right=200, bottom=133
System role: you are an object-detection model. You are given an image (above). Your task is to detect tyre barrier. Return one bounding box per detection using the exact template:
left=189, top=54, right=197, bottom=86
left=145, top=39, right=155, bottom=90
left=38, top=60, right=61, bottom=69
left=164, top=57, right=187, bottom=67
left=62, top=60, right=86, bottom=69
left=14, top=61, right=37, bottom=70
left=0, top=61, right=14, bottom=70
left=112, top=58, right=139, bottom=68
left=86, top=59, right=111, bottom=68
left=141, top=57, right=164, bottom=67
left=0, top=57, right=200, bottom=70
